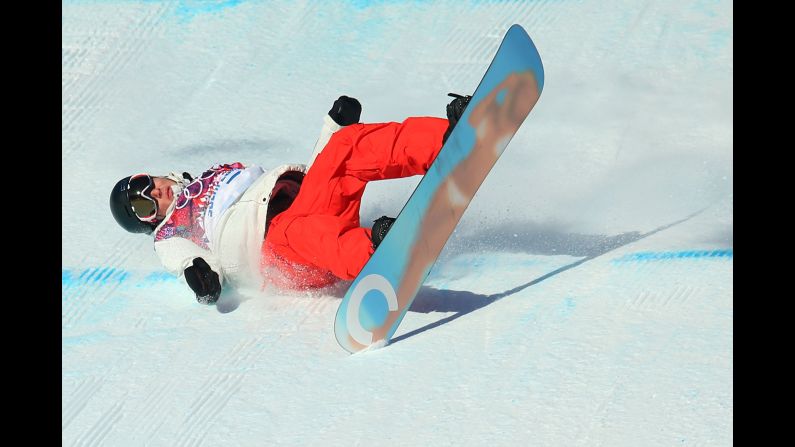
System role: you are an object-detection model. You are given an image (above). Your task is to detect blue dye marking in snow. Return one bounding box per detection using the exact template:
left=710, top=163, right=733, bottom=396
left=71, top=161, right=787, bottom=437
left=144, top=271, right=178, bottom=283
left=93, top=267, right=110, bottom=283
left=63, top=268, right=127, bottom=287
left=98, top=268, right=115, bottom=283
left=349, top=0, right=430, bottom=9
left=173, top=0, right=244, bottom=22
left=116, top=270, right=131, bottom=283
left=84, top=268, right=100, bottom=283
left=612, top=249, right=732, bottom=263
left=349, top=0, right=518, bottom=8
left=76, top=268, right=90, bottom=281
left=62, top=268, right=176, bottom=288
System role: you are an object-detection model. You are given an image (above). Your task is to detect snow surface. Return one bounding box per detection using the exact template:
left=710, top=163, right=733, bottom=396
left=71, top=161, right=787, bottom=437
left=63, top=0, right=732, bottom=445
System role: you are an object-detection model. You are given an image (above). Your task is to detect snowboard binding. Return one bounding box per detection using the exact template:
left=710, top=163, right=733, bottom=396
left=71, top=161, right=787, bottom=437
left=443, top=93, right=473, bottom=143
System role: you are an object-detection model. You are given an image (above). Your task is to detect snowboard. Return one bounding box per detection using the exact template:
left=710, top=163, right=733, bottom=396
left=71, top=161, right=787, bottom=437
left=334, top=24, right=545, bottom=353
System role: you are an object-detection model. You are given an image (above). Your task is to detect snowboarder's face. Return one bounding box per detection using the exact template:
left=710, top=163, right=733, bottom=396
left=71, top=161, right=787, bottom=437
left=149, top=177, right=177, bottom=219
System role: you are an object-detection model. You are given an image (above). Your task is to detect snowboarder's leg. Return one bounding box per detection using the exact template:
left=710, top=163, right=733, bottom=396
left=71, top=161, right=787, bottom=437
left=340, top=117, right=449, bottom=181
left=275, top=116, right=448, bottom=226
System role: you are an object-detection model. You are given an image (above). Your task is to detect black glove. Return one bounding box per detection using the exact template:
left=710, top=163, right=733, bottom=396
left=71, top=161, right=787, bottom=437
left=184, top=257, right=222, bottom=305
left=443, top=93, right=472, bottom=144
left=328, top=95, right=361, bottom=126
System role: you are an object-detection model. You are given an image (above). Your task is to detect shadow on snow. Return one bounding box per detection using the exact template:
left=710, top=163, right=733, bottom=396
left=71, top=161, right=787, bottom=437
left=391, top=208, right=706, bottom=346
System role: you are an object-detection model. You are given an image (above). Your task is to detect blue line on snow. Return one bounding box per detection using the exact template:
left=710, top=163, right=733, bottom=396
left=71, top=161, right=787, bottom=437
left=173, top=0, right=244, bottom=22
left=62, top=268, right=177, bottom=289
left=62, top=248, right=732, bottom=289
left=612, top=249, right=732, bottom=263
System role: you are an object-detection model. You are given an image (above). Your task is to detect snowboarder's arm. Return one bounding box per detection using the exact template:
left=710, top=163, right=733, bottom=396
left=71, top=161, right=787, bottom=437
left=154, top=237, right=225, bottom=304
left=307, top=96, right=362, bottom=170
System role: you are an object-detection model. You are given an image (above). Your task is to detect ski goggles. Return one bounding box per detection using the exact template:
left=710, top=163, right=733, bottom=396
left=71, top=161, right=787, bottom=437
left=127, top=174, right=158, bottom=222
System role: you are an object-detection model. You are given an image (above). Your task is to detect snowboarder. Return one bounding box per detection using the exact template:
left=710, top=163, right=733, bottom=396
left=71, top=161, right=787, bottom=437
left=109, top=94, right=471, bottom=304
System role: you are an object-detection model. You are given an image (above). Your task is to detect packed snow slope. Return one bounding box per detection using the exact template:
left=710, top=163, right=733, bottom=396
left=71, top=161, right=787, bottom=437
left=63, top=1, right=732, bottom=445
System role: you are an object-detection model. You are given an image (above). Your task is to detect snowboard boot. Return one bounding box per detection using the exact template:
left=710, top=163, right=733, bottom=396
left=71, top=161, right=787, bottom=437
left=442, top=93, right=472, bottom=144
left=371, top=216, right=396, bottom=249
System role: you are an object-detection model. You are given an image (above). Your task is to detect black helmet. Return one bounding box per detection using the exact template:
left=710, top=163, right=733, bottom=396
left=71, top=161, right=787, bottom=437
left=109, top=176, right=158, bottom=234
